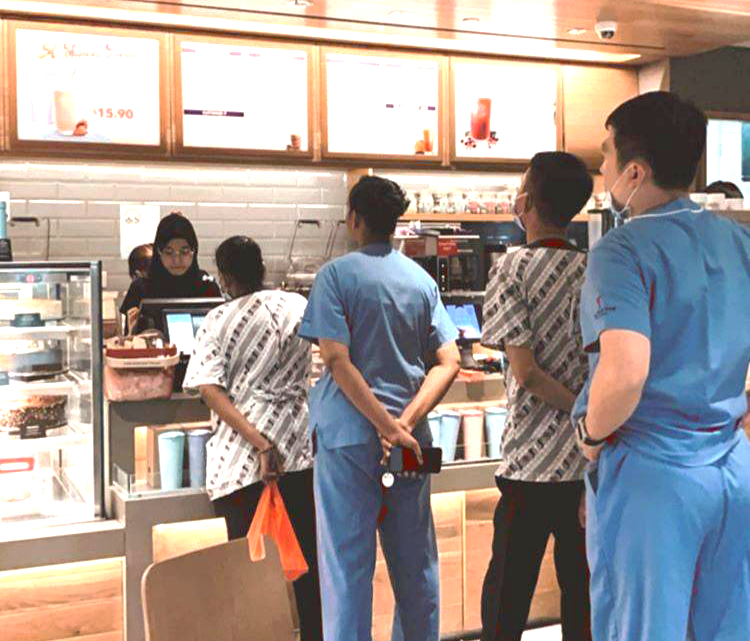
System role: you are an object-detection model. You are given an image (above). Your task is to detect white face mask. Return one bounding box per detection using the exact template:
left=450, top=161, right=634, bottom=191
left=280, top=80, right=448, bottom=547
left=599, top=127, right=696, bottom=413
left=609, top=165, right=640, bottom=222
left=512, top=192, right=528, bottom=232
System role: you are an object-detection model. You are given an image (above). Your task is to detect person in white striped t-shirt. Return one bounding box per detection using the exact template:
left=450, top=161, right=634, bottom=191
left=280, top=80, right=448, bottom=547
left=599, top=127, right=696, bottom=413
left=183, top=235, right=322, bottom=641
left=480, top=152, right=593, bottom=641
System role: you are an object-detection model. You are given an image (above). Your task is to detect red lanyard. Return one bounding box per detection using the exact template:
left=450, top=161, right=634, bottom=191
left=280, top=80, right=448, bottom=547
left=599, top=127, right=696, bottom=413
left=526, top=237, right=584, bottom=252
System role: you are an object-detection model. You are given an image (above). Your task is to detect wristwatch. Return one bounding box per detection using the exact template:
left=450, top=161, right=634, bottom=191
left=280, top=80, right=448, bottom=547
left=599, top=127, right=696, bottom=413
left=575, top=416, right=607, bottom=447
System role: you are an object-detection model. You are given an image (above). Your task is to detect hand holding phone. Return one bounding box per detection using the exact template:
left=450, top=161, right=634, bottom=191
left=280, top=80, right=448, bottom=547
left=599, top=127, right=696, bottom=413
left=388, top=446, right=442, bottom=474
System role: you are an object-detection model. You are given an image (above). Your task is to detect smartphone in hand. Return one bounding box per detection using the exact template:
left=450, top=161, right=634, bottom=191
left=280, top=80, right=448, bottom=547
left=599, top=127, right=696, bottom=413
left=388, top=446, right=442, bottom=474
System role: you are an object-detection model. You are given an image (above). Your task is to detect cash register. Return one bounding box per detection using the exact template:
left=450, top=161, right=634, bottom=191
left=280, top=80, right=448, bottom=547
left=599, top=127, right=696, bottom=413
left=139, top=297, right=225, bottom=390
left=442, top=295, right=489, bottom=371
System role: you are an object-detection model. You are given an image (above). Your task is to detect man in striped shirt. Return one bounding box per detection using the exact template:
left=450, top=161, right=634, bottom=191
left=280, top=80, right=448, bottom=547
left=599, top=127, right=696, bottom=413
left=480, top=152, right=593, bottom=641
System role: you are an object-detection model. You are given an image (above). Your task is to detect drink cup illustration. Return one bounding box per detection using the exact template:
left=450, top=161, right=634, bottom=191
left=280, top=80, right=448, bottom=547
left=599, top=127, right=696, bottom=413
left=470, top=98, right=492, bottom=141
left=53, top=88, right=77, bottom=135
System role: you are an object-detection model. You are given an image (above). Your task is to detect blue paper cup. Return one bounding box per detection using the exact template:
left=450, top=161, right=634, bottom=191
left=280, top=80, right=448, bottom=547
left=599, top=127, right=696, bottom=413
left=427, top=411, right=442, bottom=446
left=485, top=407, right=508, bottom=459
left=158, top=431, right=185, bottom=491
left=440, top=411, right=462, bottom=463
left=187, top=429, right=211, bottom=488
left=0, top=203, right=7, bottom=239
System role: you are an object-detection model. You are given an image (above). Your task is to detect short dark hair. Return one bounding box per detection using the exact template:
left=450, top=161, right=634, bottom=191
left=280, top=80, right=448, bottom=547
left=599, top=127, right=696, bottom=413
left=128, top=243, right=152, bottom=279
left=348, top=176, right=409, bottom=237
left=605, top=92, right=707, bottom=190
left=526, top=152, right=593, bottom=228
left=215, top=236, right=265, bottom=292
left=705, top=180, right=744, bottom=199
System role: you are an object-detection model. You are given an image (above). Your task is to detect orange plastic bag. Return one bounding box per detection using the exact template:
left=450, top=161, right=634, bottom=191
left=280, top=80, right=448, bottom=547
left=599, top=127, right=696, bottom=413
left=247, top=481, right=309, bottom=582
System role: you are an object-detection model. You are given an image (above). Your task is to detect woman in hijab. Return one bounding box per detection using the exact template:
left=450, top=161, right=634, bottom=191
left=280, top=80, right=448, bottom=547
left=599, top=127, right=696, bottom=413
left=121, top=212, right=221, bottom=333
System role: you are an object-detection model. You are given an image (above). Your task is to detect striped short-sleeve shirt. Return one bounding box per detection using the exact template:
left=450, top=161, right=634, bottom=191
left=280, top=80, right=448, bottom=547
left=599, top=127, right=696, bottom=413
left=183, top=290, right=313, bottom=500
left=482, top=243, right=588, bottom=482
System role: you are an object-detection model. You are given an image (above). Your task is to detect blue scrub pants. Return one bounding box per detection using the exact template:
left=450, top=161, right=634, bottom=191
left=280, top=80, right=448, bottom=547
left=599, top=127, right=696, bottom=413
left=585, top=436, right=750, bottom=641
left=313, top=432, right=440, bottom=641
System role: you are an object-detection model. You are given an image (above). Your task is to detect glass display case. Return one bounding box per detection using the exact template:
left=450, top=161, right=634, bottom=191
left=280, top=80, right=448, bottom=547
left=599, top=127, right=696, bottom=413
left=0, top=262, right=103, bottom=530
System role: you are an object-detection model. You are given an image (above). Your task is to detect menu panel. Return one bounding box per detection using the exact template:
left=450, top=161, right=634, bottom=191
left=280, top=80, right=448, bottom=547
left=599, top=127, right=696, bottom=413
left=180, top=41, right=309, bottom=152
left=453, top=61, right=558, bottom=160
left=325, top=52, right=440, bottom=157
left=14, top=26, right=161, bottom=146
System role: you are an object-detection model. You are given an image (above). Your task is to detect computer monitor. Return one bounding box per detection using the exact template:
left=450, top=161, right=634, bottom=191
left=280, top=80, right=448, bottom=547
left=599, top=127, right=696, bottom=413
left=164, top=312, right=207, bottom=355
left=138, top=298, right=224, bottom=351
left=443, top=294, right=484, bottom=344
left=445, top=303, right=481, bottom=342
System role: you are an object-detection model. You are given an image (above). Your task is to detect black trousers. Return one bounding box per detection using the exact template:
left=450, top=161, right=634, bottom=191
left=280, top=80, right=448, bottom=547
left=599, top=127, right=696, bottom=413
left=480, top=477, right=592, bottom=641
left=212, top=468, right=323, bottom=641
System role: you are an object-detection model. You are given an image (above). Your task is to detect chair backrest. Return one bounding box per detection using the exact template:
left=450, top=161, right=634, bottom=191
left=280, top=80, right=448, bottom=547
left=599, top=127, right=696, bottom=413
left=152, top=517, right=228, bottom=563
left=142, top=537, right=296, bottom=641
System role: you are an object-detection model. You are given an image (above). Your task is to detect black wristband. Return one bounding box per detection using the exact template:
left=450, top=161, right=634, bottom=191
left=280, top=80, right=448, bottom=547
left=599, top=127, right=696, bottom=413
left=576, top=417, right=607, bottom=447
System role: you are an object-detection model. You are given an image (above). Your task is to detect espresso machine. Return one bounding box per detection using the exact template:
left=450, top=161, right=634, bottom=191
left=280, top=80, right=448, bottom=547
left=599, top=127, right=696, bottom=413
left=400, top=229, right=485, bottom=294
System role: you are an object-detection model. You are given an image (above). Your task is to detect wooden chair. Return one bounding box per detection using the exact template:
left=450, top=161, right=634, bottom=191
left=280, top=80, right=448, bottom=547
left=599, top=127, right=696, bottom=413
left=152, top=518, right=228, bottom=563
left=142, top=538, right=296, bottom=641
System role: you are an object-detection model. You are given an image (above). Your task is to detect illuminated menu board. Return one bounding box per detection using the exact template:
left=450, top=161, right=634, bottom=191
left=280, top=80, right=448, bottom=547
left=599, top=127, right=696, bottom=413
left=453, top=61, right=558, bottom=160
left=325, top=51, right=441, bottom=158
left=13, top=26, right=162, bottom=146
left=179, top=40, right=309, bottom=153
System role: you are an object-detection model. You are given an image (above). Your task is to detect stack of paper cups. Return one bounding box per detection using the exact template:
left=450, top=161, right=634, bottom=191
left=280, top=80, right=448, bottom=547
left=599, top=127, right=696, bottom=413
left=427, top=411, right=442, bottom=447
left=158, top=431, right=185, bottom=490
left=440, top=410, right=462, bottom=462
left=485, top=406, right=508, bottom=459
left=461, top=409, right=485, bottom=460
left=187, top=429, right=212, bottom=488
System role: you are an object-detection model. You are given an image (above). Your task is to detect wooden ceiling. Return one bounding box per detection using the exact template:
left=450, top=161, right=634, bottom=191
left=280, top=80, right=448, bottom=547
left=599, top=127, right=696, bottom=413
left=2, top=0, right=750, bottom=64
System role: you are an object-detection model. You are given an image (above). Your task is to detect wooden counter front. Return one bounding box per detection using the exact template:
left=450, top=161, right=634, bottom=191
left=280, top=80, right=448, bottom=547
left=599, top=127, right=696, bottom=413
left=0, top=557, right=124, bottom=641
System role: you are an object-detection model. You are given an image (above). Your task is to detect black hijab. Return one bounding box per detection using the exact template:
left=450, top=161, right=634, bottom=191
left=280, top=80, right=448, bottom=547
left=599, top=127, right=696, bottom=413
left=145, top=213, right=206, bottom=298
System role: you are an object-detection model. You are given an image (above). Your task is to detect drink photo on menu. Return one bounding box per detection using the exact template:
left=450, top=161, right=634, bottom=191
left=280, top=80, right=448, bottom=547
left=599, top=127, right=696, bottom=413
left=180, top=40, right=309, bottom=153
left=14, top=27, right=161, bottom=145
left=453, top=61, right=558, bottom=159
left=325, top=52, right=440, bottom=157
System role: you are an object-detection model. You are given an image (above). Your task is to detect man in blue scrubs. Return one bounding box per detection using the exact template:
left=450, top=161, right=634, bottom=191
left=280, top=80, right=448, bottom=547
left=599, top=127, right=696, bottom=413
left=299, top=176, right=460, bottom=641
left=573, top=91, right=750, bottom=641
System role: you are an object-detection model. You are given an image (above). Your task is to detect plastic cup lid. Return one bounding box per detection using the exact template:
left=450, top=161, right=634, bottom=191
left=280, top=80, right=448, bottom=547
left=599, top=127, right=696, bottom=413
left=158, top=430, right=185, bottom=440
left=485, top=406, right=508, bottom=414
left=187, top=429, right=212, bottom=437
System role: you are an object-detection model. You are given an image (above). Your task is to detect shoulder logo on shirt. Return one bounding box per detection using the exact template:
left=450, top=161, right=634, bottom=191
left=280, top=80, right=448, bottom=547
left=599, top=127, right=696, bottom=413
left=594, top=295, right=616, bottom=320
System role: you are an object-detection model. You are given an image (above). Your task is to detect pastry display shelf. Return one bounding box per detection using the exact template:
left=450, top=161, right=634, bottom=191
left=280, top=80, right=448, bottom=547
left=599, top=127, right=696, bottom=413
left=0, top=505, right=95, bottom=532
left=0, top=324, right=89, bottom=340
left=67, top=369, right=93, bottom=390
left=1, top=422, right=90, bottom=458
left=0, top=467, right=92, bottom=530
left=0, top=378, right=75, bottom=399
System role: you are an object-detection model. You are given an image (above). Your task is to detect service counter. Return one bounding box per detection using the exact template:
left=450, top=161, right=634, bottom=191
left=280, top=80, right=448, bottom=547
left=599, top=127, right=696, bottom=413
left=1, top=373, right=567, bottom=641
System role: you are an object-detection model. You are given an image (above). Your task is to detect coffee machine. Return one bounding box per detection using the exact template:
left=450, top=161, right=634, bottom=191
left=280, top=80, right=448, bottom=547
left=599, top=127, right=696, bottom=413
left=401, top=232, right=485, bottom=294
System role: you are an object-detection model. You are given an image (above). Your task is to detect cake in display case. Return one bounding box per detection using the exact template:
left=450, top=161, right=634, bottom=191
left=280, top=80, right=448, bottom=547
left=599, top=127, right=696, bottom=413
left=0, top=262, right=103, bottom=530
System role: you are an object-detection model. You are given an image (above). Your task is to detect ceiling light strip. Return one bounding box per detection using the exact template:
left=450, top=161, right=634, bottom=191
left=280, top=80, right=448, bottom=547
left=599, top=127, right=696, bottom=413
left=0, top=1, right=643, bottom=63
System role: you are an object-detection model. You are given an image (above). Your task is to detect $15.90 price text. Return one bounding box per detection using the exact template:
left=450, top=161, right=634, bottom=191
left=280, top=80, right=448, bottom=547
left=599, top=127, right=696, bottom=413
left=92, top=108, right=134, bottom=119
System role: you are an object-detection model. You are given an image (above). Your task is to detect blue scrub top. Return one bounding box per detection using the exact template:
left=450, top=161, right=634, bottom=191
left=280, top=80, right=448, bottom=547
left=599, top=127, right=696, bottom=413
left=299, top=242, right=458, bottom=449
left=573, top=198, right=750, bottom=465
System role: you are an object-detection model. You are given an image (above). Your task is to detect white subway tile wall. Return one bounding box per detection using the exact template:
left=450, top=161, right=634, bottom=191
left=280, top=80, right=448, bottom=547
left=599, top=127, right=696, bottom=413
left=0, top=161, right=349, bottom=294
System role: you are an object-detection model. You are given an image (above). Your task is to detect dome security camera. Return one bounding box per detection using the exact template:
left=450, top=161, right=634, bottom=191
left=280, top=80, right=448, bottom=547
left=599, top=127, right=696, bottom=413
left=595, top=21, right=618, bottom=40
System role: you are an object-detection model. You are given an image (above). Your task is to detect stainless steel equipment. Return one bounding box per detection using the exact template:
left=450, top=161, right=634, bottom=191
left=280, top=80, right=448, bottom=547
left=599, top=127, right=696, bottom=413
left=402, top=232, right=485, bottom=294
left=282, top=219, right=346, bottom=295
